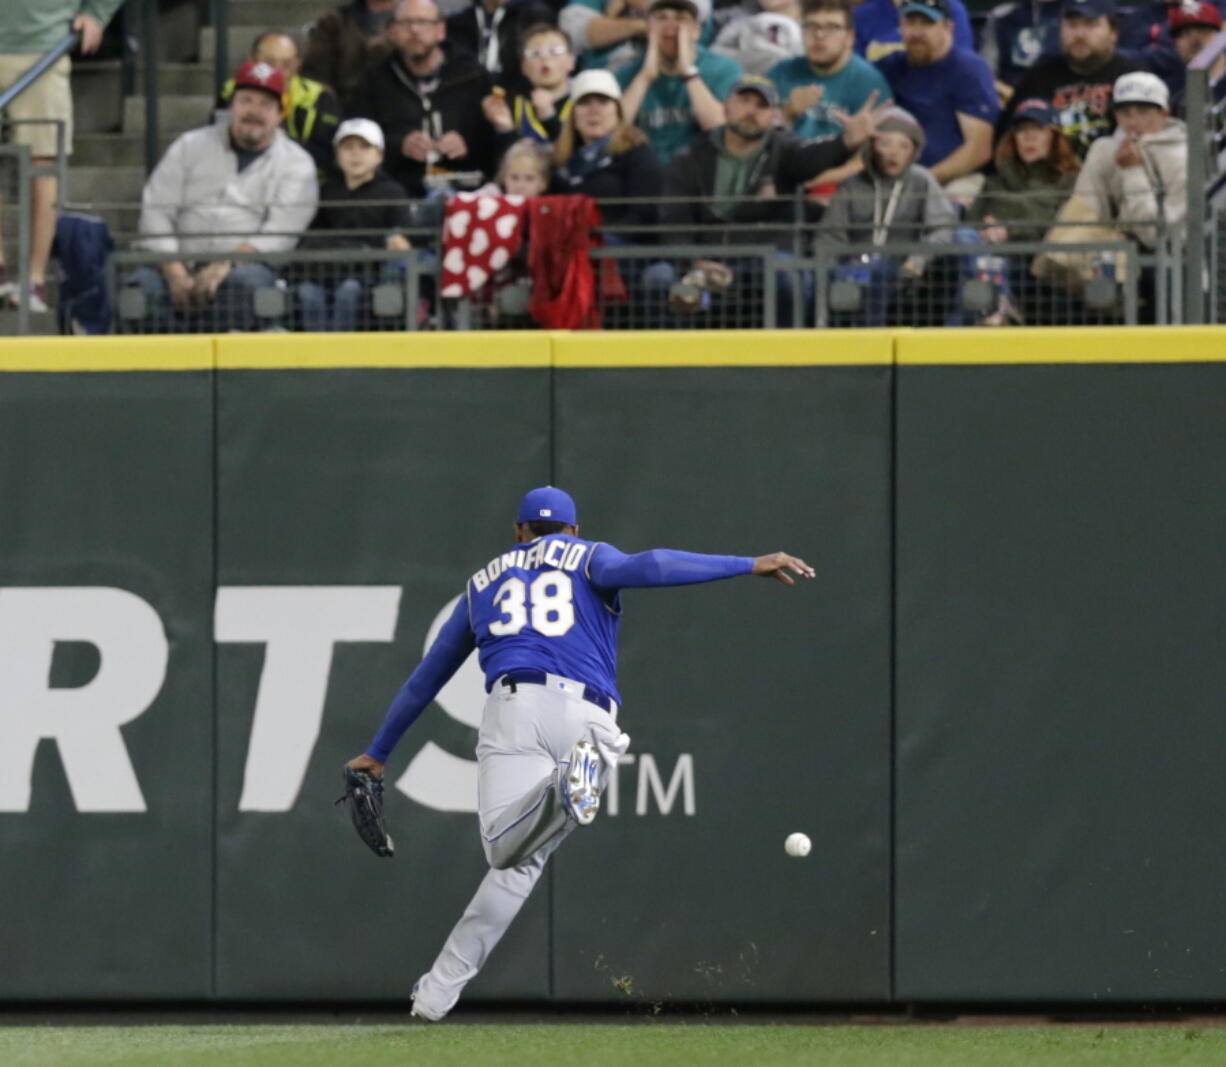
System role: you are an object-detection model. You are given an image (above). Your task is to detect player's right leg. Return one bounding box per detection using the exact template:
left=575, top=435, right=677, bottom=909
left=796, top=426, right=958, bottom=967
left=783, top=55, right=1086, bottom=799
left=476, top=683, right=628, bottom=869
left=476, top=682, right=573, bottom=870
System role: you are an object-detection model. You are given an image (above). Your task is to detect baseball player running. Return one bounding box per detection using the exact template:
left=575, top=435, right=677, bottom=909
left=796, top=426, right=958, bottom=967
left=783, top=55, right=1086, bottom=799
left=346, top=486, right=814, bottom=1021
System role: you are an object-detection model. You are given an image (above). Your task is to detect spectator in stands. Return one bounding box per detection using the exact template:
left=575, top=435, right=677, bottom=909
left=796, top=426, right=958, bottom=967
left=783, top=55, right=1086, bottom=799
left=968, top=98, right=1082, bottom=237
left=1072, top=70, right=1186, bottom=248
left=0, top=0, right=123, bottom=313
left=770, top=0, right=892, bottom=141
left=559, top=0, right=649, bottom=78
left=616, top=0, right=743, bottom=163
left=446, top=0, right=557, bottom=83
left=295, top=118, right=413, bottom=331
left=652, top=73, right=886, bottom=320
left=303, top=0, right=397, bottom=115
left=551, top=68, right=662, bottom=235
left=962, top=98, right=1081, bottom=323
left=1166, top=1, right=1226, bottom=111
left=710, top=0, right=804, bottom=76
left=875, top=0, right=999, bottom=203
left=216, top=31, right=343, bottom=179
left=1168, top=0, right=1224, bottom=64
left=1004, top=0, right=1141, bottom=159
left=853, top=0, right=973, bottom=62
left=354, top=0, right=496, bottom=196
left=129, top=61, right=318, bottom=332
left=481, top=23, right=576, bottom=152
left=497, top=138, right=554, bottom=194
left=822, top=106, right=958, bottom=324
left=1119, top=0, right=1224, bottom=54
left=979, top=0, right=1063, bottom=96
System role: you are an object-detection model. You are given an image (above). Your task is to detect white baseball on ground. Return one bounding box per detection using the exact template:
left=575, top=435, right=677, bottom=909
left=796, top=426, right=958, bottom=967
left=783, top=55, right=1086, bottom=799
left=784, top=832, right=811, bottom=858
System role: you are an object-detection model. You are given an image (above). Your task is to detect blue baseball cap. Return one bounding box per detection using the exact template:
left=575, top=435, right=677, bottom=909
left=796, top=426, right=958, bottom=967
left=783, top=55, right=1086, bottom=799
left=517, top=486, right=578, bottom=525
left=1009, top=97, right=1057, bottom=126
left=1061, top=0, right=1117, bottom=19
left=900, top=0, right=952, bottom=20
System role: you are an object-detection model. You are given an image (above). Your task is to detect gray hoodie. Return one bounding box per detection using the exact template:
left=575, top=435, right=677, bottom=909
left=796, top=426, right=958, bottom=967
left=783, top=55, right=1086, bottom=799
left=821, top=107, right=958, bottom=260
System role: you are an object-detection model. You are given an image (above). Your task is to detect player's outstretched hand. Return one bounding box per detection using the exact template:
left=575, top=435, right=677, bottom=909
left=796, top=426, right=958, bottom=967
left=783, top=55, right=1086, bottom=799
left=752, top=552, right=815, bottom=586
left=346, top=753, right=385, bottom=779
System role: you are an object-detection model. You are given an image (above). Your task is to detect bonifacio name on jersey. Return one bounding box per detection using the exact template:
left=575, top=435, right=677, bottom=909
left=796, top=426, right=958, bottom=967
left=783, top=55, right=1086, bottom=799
left=470, top=539, right=587, bottom=591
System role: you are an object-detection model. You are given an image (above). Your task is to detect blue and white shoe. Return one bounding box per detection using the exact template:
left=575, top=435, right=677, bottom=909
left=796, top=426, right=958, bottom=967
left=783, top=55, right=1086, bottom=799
left=563, top=739, right=602, bottom=826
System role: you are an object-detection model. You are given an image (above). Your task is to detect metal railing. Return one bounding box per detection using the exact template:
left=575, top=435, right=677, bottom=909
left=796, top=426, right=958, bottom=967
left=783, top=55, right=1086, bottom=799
left=88, top=202, right=1180, bottom=335
left=1183, top=27, right=1226, bottom=323
left=0, top=32, right=76, bottom=336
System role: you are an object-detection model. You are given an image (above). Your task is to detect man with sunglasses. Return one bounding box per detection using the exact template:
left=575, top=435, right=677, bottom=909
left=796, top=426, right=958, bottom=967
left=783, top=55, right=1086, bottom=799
left=481, top=24, right=578, bottom=147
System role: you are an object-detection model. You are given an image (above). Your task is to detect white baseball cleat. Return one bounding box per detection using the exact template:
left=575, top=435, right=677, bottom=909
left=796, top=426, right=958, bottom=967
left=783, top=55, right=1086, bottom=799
left=563, top=739, right=602, bottom=826
left=410, top=981, right=445, bottom=1022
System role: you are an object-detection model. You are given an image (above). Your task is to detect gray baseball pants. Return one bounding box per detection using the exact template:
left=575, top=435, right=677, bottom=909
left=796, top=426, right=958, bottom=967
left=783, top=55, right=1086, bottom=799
left=412, top=674, right=628, bottom=1019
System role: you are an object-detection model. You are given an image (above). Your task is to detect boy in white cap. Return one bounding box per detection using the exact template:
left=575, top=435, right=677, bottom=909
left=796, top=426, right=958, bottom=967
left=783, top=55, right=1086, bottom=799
left=1071, top=70, right=1186, bottom=249
left=295, top=118, right=416, bottom=330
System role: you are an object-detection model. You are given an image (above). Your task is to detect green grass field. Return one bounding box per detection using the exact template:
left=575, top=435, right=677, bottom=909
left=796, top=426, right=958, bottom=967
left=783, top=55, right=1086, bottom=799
left=4, top=1023, right=1226, bottom=1067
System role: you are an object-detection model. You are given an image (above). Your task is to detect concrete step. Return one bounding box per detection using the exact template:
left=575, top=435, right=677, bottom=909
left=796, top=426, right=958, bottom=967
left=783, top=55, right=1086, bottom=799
left=123, top=94, right=217, bottom=135
left=67, top=165, right=147, bottom=207
left=72, top=60, right=218, bottom=110
left=71, top=59, right=220, bottom=135
left=200, top=25, right=290, bottom=68
left=72, top=131, right=176, bottom=168
left=222, top=0, right=339, bottom=29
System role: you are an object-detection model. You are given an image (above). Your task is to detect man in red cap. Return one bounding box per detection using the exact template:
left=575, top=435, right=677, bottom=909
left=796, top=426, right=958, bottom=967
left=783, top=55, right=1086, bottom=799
left=1168, top=0, right=1224, bottom=63
left=129, top=60, right=318, bottom=332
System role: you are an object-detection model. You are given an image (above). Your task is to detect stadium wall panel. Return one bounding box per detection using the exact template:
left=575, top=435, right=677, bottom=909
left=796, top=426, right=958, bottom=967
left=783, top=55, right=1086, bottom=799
left=0, top=347, right=216, bottom=999
left=893, top=329, right=1226, bottom=1002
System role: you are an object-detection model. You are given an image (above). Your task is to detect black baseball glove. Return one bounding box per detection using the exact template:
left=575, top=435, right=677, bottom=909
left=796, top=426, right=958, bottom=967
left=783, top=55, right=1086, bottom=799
left=335, top=765, right=394, bottom=858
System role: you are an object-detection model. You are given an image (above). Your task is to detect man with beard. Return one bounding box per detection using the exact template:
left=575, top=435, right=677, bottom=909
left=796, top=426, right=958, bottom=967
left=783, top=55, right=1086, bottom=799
left=215, top=31, right=343, bottom=179
left=615, top=0, right=743, bottom=164
left=130, top=60, right=318, bottom=332
left=354, top=0, right=497, bottom=195
left=875, top=0, right=998, bottom=201
left=1003, top=0, right=1140, bottom=158
left=770, top=0, right=892, bottom=140
left=650, top=73, right=886, bottom=321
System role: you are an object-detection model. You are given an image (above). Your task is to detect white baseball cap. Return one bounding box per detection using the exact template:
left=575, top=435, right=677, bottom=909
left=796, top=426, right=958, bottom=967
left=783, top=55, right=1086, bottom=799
left=333, top=117, right=385, bottom=149
left=570, top=69, right=622, bottom=103
left=1112, top=71, right=1169, bottom=111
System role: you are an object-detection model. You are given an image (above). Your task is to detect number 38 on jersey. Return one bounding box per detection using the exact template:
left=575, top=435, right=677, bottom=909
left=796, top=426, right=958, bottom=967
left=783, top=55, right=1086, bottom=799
left=488, top=571, right=575, bottom=637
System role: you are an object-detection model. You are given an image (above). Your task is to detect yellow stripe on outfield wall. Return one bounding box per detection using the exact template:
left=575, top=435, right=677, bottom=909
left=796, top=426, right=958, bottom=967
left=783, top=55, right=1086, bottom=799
left=550, top=330, right=894, bottom=367
left=2, top=327, right=1225, bottom=371
left=215, top=332, right=552, bottom=369
left=896, top=327, right=1226, bottom=365
left=0, top=336, right=214, bottom=371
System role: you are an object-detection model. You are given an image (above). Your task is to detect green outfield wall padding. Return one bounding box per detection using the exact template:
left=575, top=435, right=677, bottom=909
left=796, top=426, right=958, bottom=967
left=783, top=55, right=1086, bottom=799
left=0, top=372, right=215, bottom=999
left=894, top=363, right=1226, bottom=1002
left=212, top=368, right=553, bottom=1000
left=550, top=367, right=893, bottom=1003
left=5, top=333, right=1226, bottom=1004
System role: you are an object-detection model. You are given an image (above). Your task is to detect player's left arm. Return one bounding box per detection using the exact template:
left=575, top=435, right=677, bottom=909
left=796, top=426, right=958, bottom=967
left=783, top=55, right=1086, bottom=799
left=589, top=544, right=814, bottom=590
left=347, top=596, right=476, bottom=777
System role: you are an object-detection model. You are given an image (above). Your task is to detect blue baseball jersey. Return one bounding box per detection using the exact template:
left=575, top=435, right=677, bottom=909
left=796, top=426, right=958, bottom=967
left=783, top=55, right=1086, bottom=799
left=365, top=536, right=754, bottom=761
left=467, top=534, right=621, bottom=700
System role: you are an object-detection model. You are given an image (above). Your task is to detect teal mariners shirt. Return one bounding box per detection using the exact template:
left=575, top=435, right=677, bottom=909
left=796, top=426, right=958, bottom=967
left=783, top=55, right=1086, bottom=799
left=766, top=54, right=893, bottom=140
left=615, top=47, right=742, bottom=164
